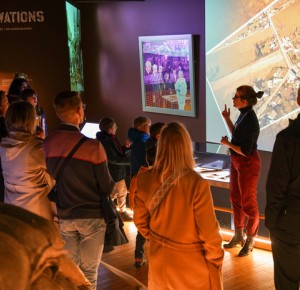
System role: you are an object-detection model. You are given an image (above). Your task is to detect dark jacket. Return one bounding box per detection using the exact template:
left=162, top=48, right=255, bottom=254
left=43, top=124, right=114, bottom=220
left=128, top=128, right=150, bottom=176
left=0, top=116, right=8, bottom=142
left=146, top=137, right=158, bottom=166
left=0, top=116, right=6, bottom=201
left=265, top=113, right=300, bottom=235
left=230, top=106, right=259, bottom=156
left=96, top=131, right=130, bottom=182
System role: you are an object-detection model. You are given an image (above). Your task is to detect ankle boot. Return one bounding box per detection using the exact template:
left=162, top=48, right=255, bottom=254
left=223, top=229, right=245, bottom=248
left=238, top=237, right=254, bottom=257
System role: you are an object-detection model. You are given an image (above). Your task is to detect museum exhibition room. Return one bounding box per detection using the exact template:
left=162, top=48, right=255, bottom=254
left=1, top=0, right=300, bottom=289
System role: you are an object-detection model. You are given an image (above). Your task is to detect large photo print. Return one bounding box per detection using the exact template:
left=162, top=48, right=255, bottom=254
left=139, top=34, right=195, bottom=117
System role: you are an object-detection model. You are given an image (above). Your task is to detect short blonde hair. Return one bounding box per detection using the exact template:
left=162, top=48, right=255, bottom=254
left=153, top=122, right=195, bottom=183
left=6, top=101, right=36, bottom=134
left=133, top=116, right=151, bottom=129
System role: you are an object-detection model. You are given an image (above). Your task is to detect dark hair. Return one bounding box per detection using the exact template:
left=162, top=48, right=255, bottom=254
left=0, top=91, right=7, bottom=116
left=237, top=85, right=264, bottom=106
left=150, top=122, right=165, bottom=139
left=7, top=78, right=28, bottom=96
left=0, top=91, right=5, bottom=100
left=5, top=101, right=36, bottom=134
left=20, top=88, right=37, bottom=102
left=8, top=95, right=23, bottom=105
left=99, top=117, right=116, bottom=132
left=54, top=91, right=81, bottom=113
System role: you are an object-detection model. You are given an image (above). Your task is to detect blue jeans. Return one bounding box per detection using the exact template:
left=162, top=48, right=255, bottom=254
left=135, top=231, right=146, bottom=259
left=59, top=218, right=106, bottom=290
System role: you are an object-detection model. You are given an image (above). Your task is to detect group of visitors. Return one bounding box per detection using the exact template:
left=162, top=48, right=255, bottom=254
left=1, top=75, right=300, bottom=290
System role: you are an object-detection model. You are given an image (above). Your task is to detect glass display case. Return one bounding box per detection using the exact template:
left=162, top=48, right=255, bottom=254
left=194, top=142, right=270, bottom=243
left=193, top=142, right=230, bottom=188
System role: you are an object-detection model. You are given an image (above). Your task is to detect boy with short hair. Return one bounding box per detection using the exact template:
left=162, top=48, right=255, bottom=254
left=129, top=122, right=165, bottom=209
left=96, top=117, right=132, bottom=221
left=146, top=122, right=165, bottom=166
left=128, top=116, right=151, bottom=267
left=128, top=116, right=151, bottom=176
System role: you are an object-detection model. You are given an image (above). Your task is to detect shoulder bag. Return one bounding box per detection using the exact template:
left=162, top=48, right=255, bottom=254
left=101, top=195, right=129, bottom=252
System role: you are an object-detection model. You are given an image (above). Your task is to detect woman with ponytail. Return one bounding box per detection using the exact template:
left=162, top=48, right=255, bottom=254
left=220, top=85, right=264, bottom=257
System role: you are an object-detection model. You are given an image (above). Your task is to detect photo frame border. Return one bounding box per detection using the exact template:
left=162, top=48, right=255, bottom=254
left=139, top=34, right=196, bottom=117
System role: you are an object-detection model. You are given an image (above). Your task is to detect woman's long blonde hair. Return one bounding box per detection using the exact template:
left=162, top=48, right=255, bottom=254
left=153, top=122, right=195, bottom=183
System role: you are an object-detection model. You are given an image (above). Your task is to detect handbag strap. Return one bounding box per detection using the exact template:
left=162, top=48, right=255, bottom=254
left=54, top=136, right=88, bottom=181
left=149, top=175, right=173, bottom=214
left=149, top=171, right=190, bottom=214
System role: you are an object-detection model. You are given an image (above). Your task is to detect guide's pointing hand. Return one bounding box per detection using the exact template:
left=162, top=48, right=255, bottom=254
left=222, top=104, right=230, bottom=119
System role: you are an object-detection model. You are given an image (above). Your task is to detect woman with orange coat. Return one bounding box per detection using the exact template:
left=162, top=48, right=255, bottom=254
left=133, top=122, right=224, bottom=290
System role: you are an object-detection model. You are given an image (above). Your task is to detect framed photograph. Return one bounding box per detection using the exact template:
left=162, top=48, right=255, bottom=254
left=139, top=34, right=196, bottom=117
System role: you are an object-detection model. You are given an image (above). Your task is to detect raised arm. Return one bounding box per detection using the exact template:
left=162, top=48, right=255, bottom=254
left=222, top=104, right=234, bottom=133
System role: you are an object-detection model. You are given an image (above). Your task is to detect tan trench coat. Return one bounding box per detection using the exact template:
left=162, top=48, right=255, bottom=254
left=0, top=132, right=55, bottom=220
left=134, top=169, right=224, bottom=290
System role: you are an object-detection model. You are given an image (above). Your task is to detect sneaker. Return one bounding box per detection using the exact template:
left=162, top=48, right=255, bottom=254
left=135, top=258, right=145, bottom=268
left=120, top=211, right=133, bottom=221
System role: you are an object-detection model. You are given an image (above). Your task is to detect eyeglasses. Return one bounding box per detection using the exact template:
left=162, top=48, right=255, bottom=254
left=232, top=94, right=241, bottom=100
left=82, top=103, right=87, bottom=110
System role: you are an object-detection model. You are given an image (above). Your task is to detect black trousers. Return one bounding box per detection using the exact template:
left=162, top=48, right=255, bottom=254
left=135, top=231, right=146, bottom=259
left=270, top=229, right=300, bottom=290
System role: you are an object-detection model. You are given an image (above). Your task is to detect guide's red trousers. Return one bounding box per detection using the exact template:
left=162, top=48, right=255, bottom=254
left=230, top=150, right=260, bottom=236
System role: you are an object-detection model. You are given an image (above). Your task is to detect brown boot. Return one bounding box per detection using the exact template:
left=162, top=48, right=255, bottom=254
left=238, top=237, right=254, bottom=257
left=223, top=229, right=245, bottom=248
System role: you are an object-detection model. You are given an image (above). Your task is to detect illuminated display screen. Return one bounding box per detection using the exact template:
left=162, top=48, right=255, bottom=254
left=81, top=122, right=99, bottom=139
left=206, top=0, right=300, bottom=151
left=139, top=34, right=195, bottom=117
left=66, top=1, right=84, bottom=91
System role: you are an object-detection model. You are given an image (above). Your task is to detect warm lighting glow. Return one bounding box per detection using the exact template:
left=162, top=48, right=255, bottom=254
left=129, top=220, right=138, bottom=231
left=220, top=229, right=272, bottom=245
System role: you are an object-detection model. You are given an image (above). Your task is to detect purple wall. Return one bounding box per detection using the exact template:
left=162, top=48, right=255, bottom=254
left=79, top=0, right=205, bottom=141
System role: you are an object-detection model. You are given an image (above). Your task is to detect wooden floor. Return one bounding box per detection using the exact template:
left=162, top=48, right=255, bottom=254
left=97, top=221, right=275, bottom=290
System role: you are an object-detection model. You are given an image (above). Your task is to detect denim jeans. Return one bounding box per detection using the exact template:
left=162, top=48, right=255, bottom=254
left=135, top=231, right=146, bottom=259
left=59, top=218, right=106, bottom=290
